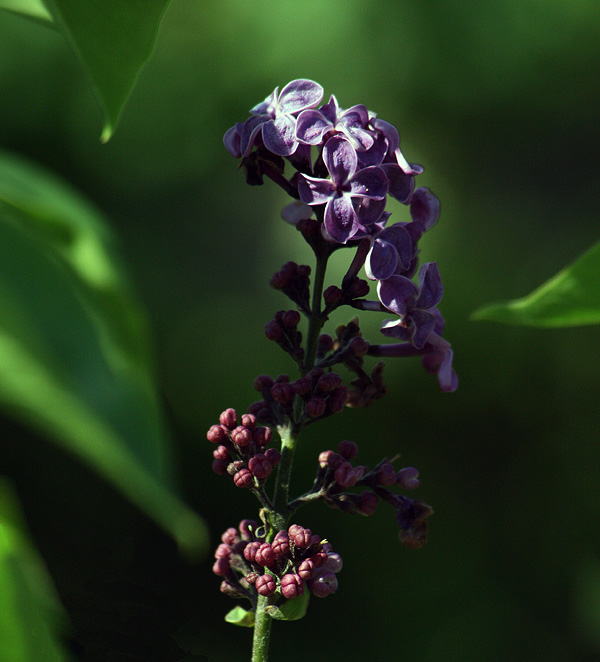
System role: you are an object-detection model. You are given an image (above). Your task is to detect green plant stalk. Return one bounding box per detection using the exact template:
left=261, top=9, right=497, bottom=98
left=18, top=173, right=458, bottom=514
left=250, top=249, right=330, bottom=662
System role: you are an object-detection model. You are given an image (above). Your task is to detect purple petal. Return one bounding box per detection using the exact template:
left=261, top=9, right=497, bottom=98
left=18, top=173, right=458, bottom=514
left=240, top=114, right=268, bottom=156
left=323, top=136, right=357, bottom=186
left=324, top=194, right=359, bottom=243
left=262, top=115, right=298, bottom=156
left=223, top=125, right=241, bottom=158
left=349, top=166, right=388, bottom=200
left=338, top=108, right=374, bottom=151
left=298, top=174, right=335, bottom=206
left=380, top=318, right=411, bottom=342
left=277, top=79, right=324, bottom=114
left=377, top=275, right=417, bottom=316
left=319, top=95, right=340, bottom=123
left=250, top=88, right=278, bottom=115
left=296, top=109, right=332, bottom=145
left=422, top=334, right=457, bottom=392
left=380, top=164, right=415, bottom=203
left=380, top=224, right=413, bottom=271
left=357, top=132, right=387, bottom=166
left=355, top=197, right=387, bottom=225
left=365, top=238, right=398, bottom=281
left=410, top=187, right=440, bottom=229
left=410, top=310, right=436, bottom=348
left=416, top=263, right=443, bottom=310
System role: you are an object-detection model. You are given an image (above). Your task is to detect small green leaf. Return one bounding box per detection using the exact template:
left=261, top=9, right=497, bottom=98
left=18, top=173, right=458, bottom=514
left=0, top=479, right=72, bottom=661
left=41, top=0, right=172, bottom=140
left=265, top=590, right=310, bottom=621
left=0, top=150, right=207, bottom=555
left=224, top=606, right=256, bottom=628
left=0, top=0, right=53, bottom=24
left=472, top=239, right=600, bottom=327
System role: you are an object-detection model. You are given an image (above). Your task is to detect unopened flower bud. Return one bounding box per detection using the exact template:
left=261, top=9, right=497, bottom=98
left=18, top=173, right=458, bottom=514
left=288, top=525, right=312, bottom=548
left=348, top=336, right=369, bottom=357
left=271, top=381, right=294, bottom=404
left=282, top=310, right=301, bottom=328
left=358, top=490, right=378, bottom=516
left=255, top=573, right=277, bottom=597
left=219, top=408, right=238, bottom=429
left=309, top=571, right=338, bottom=598
left=378, top=462, right=398, bottom=485
left=231, top=425, right=252, bottom=447
left=317, top=372, right=343, bottom=393
left=221, top=528, right=239, bottom=545
left=239, top=519, right=258, bottom=540
left=254, top=375, right=273, bottom=391
left=350, top=278, right=370, bottom=298
left=253, top=426, right=272, bottom=446
left=322, top=552, right=343, bottom=573
left=297, top=558, right=317, bottom=580
left=291, top=377, right=311, bottom=395
left=233, top=468, right=254, bottom=488
left=265, top=319, right=283, bottom=341
left=318, top=333, right=334, bottom=353
left=337, top=440, right=358, bottom=460
left=243, top=541, right=261, bottom=563
left=255, top=543, right=277, bottom=567
left=323, top=285, right=343, bottom=306
left=280, top=573, right=304, bottom=599
left=264, top=448, right=281, bottom=466
left=334, top=461, right=364, bottom=488
left=241, top=413, right=257, bottom=429
left=212, top=459, right=229, bottom=475
left=327, top=387, right=349, bottom=413
left=248, top=454, right=273, bottom=480
left=306, top=396, right=326, bottom=418
left=207, top=424, right=228, bottom=443
left=212, top=558, right=230, bottom=576
left=272, top=531, right=290, bottom=557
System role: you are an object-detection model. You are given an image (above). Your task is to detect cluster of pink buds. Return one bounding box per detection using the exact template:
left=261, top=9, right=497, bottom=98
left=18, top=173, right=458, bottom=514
left=214, top=520, right=343, bottom=606
left=207, top=409, right=281, bottom=487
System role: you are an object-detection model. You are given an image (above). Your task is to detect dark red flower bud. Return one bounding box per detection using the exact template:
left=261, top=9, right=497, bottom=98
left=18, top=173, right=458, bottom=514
left=221, top=528, right=239, bottom=545
left=206, top=424, right=228, bottom=443
left=248, top=454, right=273, bottom=480
left=233, top=468, right=254, bottom=488
left=350, top=278, right=370, bottom=298
left=271, top=381, right=294, bottom=404
left=309, top=571, right=338, bottom=598
left=297, top=558, right=317, bottom=580
left=212, top=459, right=229, bottom=475
left=241, top=413, right=257, bottom=429
left=334, top=461, right=364, bottom=488
left=317, top=372, right=343, bottom=393
left=282, top=310, right=301, bottom=328
left=252, top=426, right=273, bottom=446
left=264, top=448, right=281, bottom=466
left=348, top=336, right=369, bottom=357
left=214, top=543, right=232, bottom=559
left=280, top=573, right=304, bottom=599
left=327, top=387, right=349, bottom=413
left=213, top=445, right=230, bottom=461
left=212, top=558, right=230, bottom=576
left=288, top=525, right=312, bottom=548
left=255, top=573, right=277, bottom=597
left=318, top=333, right=334, bottom=353
left=239, top=520, right=258, bottom=540
left=255, top=543, right=276, bottom=567
left=272, top=531, right=290, bottom=557
left=318, top=450, right=335, bottom=468
left=265, top=319, right=283, bottom=341
left=245, top=572, right=258, bottom=585
left=219, top=408, right=238, bottom=429
left=358, top=490, right=378, bottom=516
left=291, top=377, right=311, bottom=396
left=243, top=541, right=261, bottom=563
left=231, top=425, right=252, bottom=447
left=337, top=440, right=358, bottom=459
left=323, top=285, right=343, bottom=306
left=306, top=396, right=326, bottom=418
left=254, top=374, right=273, bottom=391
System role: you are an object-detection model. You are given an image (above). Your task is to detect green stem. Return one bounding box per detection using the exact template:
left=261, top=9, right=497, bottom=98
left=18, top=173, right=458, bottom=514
left=272, top=424, right=297, bottom=520
left=304, top=248, right=329, bottom=372
left=251, top=595, right=272, bottom=662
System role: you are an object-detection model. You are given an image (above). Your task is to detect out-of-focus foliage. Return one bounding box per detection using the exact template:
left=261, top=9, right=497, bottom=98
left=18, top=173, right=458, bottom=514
left=1, top=0, right=599, bottom=660
left=0, top=478, right=71, bottom=661
left=473, top=239, right=600, bottom=326
left=0, top=150, right=207, bottom=555
left=0, top=0, right=172, bottom=140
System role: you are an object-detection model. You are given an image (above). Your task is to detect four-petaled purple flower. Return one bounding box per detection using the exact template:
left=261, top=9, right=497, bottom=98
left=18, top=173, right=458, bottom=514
left=298, top=136, right=388, bottom=243
left=296, top=95, right=374, bottom=152
left=239, top=79, right=324, bottom=157
left=378, top=262, right=443, bottom=349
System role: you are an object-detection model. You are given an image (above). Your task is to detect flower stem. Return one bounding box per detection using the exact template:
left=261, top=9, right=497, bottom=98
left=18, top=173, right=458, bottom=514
left=304, top=247, right=329, bottom=372
left=251, top=595, right=272, bottom=662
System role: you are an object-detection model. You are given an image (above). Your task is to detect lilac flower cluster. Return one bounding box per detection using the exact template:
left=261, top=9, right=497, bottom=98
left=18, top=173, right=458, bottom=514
left=224, top=79, right=456, bottom=392
left=291, top=440, right=433, bottom=549
left=207, top=408, right=281, bottom=486
left=214, top=520, right=343, bottom=604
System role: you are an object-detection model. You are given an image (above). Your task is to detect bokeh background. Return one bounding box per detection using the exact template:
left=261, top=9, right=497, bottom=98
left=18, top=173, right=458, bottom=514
left=2, top=1, right=600, bottom=660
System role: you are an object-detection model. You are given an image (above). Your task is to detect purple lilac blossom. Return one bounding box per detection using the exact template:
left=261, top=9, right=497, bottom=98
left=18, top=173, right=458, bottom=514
left=239, top=79, right=324, bottom=157
left=378, top=262, right=444, bottom=349
left=296, top=95, right=374, bottom=152
left=298, top=136, right=388, bottom=243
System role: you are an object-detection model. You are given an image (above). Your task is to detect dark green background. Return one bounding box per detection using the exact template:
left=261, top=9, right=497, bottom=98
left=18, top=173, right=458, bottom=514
left=1, top=1, right=600, bottom=660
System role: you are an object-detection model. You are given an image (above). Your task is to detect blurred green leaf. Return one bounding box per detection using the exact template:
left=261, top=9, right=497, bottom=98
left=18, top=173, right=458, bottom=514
left=472, top=239, right=600, bottom=327
left=0, top=0, right=52, bottom=23
left=224, top=606, right=256, bottom=628
left=0, top=150, right=207, bottom=555
left=41, top=0, right=172, bottom=141
left=0, top=478, right=71, bottom=662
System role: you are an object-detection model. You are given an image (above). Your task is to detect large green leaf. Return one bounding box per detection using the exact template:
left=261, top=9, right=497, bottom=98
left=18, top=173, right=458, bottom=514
left=472, top=239, right=600, bottom=327
left=41, top=0, right=172, bottom=141
left=0, top=150, right=207, bottom=555
left=0, top=478, right=71, bottom=662
left=0, top=0, right=53, bottom=24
